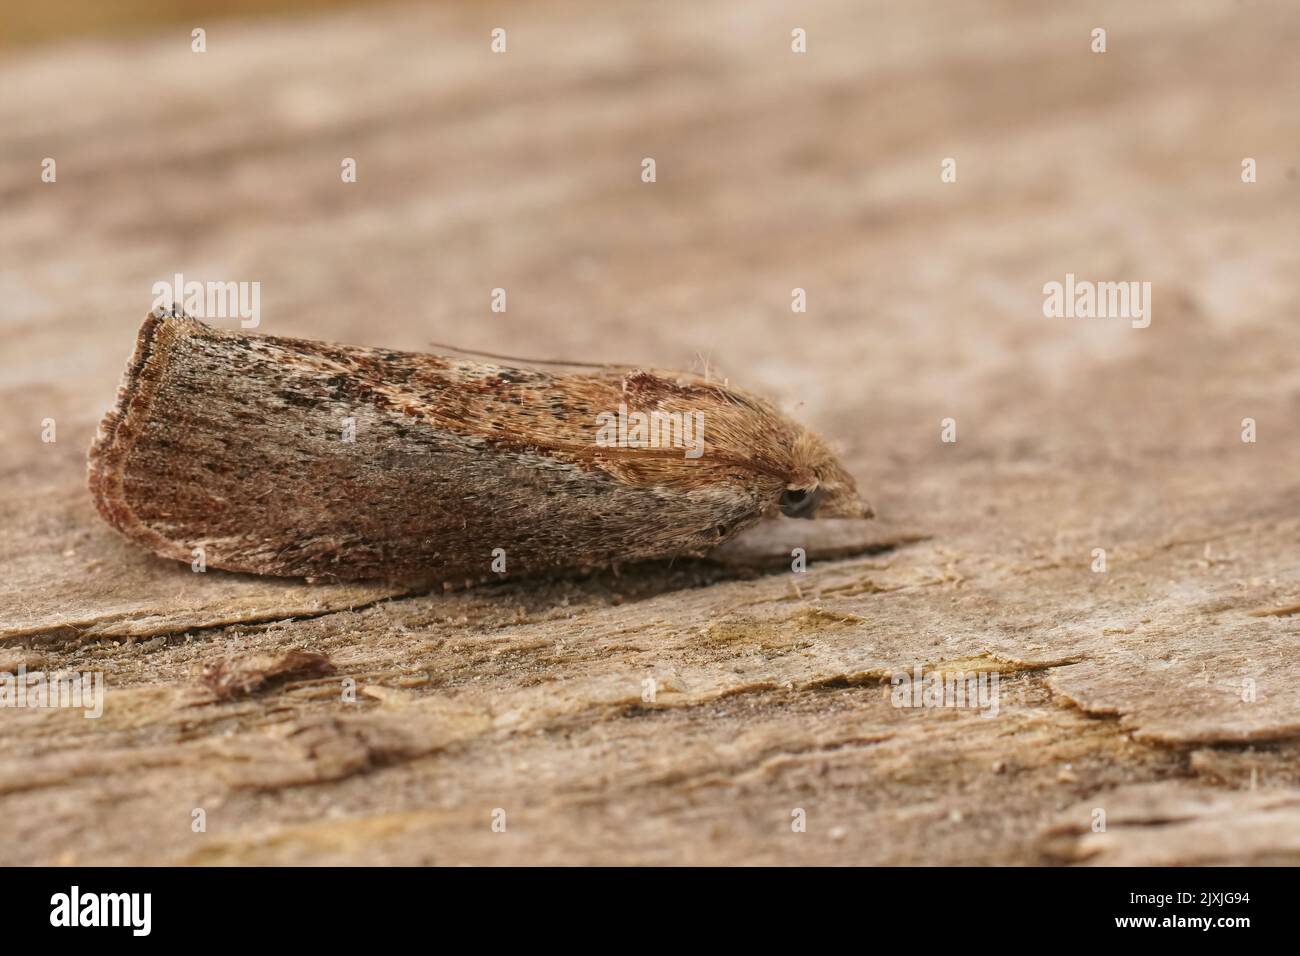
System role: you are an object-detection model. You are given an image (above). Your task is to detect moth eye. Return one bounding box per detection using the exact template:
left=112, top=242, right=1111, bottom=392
left=779, top=486, right=822, bottom=519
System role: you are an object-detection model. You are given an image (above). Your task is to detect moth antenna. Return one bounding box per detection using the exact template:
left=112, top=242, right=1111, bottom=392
left=425, top=341, right=706, bottom=382
left=425, top=341, right=630, bottom=370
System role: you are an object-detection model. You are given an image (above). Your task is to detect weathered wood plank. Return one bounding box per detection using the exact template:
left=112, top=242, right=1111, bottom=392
left=0, top=0, right=1297, bottom=865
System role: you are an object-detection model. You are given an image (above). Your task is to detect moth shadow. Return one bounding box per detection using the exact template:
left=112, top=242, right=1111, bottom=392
left=444, top=520, right=929, bottom=612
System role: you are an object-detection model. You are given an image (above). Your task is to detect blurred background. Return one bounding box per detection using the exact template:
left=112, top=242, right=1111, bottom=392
left=3, top=1, right=1297, bottom=535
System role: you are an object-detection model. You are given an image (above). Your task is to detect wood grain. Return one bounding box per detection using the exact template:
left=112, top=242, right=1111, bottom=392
left=0, top=0, right=1297, bottom=865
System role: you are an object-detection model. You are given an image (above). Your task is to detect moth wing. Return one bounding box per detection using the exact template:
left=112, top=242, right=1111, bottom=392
left=89, top=315, right=771, bottom=583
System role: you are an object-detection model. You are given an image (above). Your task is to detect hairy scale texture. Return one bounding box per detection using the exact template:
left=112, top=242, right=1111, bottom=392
left=88, top=313, right=870, bottom=585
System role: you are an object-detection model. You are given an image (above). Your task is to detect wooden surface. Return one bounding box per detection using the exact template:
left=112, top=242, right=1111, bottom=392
left=1, top=0, right=1298, bottom=865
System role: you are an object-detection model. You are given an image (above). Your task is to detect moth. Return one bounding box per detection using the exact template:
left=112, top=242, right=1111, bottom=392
left=88, top=309, right=872, bottom=585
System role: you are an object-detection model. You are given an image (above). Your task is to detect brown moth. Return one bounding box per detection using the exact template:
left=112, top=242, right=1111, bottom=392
left=88, top=310, right=872, bottom=585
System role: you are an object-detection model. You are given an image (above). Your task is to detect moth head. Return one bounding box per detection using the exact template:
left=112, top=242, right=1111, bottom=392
left=613, top=370, right=873, bottom=521
left=778, top=429, right=873, bottom=520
